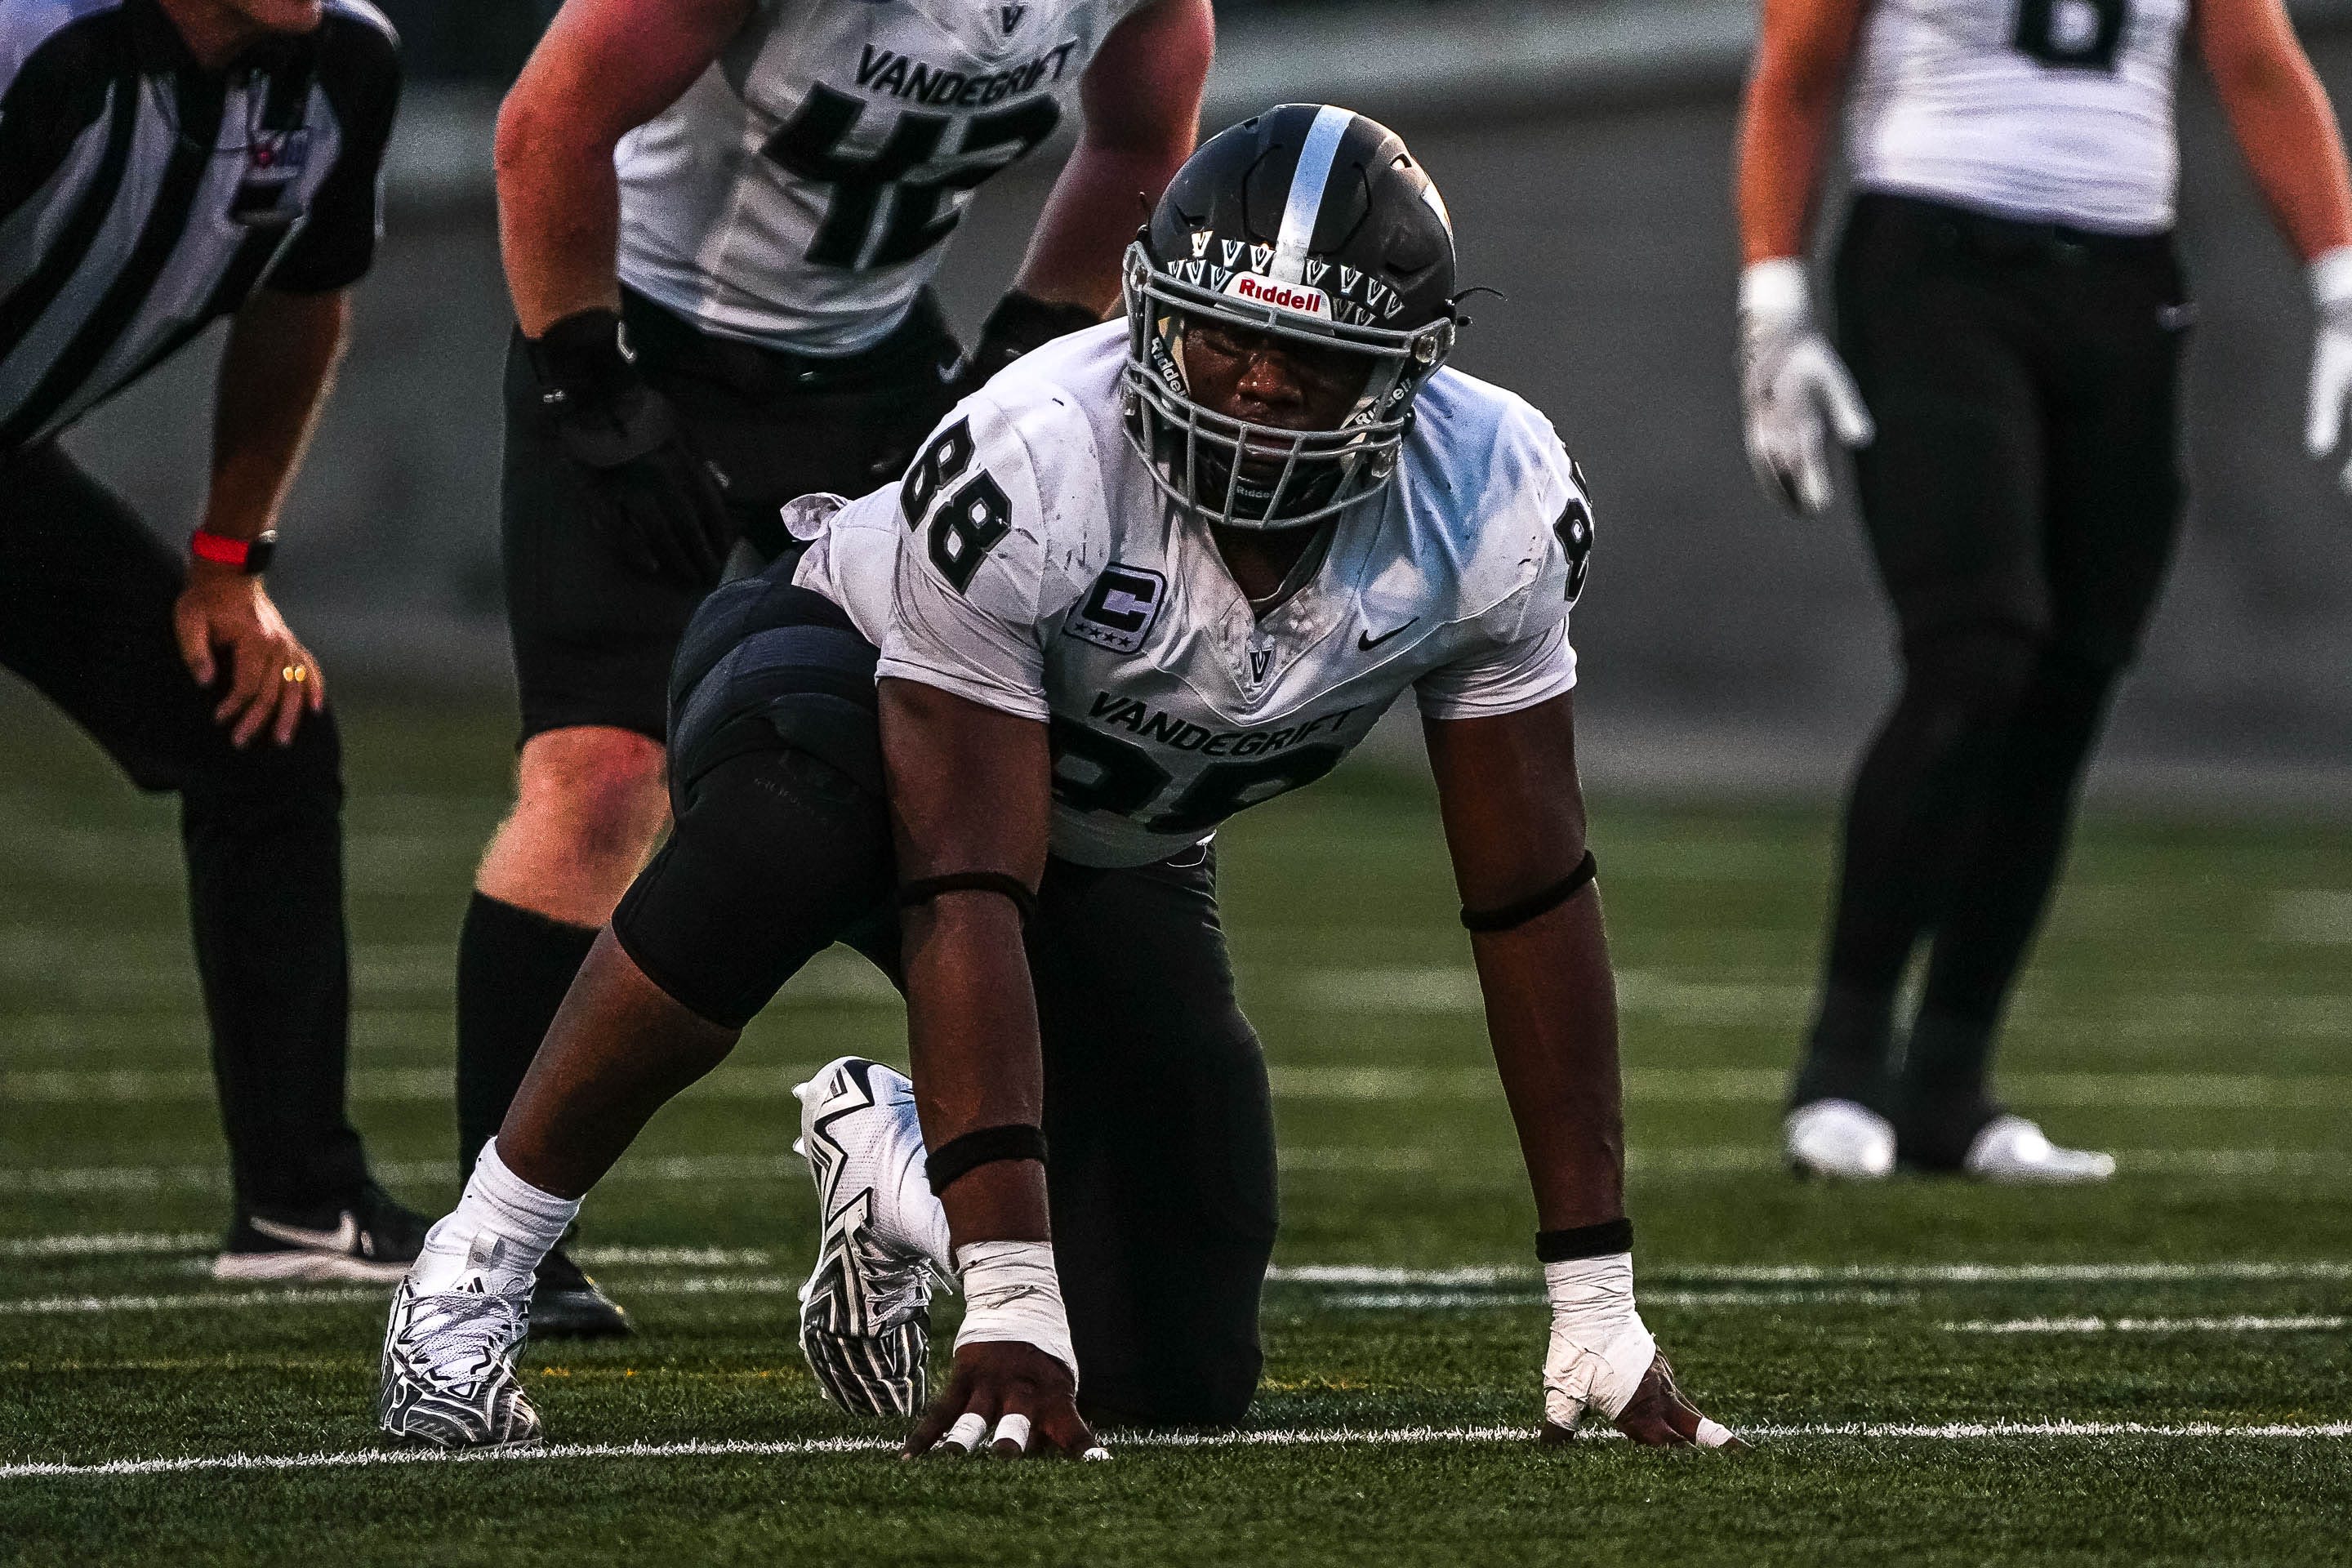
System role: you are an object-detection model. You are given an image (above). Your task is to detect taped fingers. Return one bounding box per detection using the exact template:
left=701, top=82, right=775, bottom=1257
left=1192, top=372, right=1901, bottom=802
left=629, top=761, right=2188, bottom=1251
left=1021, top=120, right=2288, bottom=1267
left=990, top=1413, right=1032, bottom=1456
left=942, top=1412, right=991, bottom=1455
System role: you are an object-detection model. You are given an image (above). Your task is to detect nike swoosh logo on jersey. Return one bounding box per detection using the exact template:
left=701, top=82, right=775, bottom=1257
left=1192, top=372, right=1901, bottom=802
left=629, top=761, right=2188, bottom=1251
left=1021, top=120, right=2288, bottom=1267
left=1357, top=618, right=1418, bottom=652
left=247, top=1211, right=359, bottom=1254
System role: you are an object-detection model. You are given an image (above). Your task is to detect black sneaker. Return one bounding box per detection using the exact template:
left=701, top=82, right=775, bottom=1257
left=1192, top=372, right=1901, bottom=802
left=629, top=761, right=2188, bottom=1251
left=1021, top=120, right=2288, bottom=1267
left=530, top=1244, right=632, bottom=1339
left=212, top=1182, right=428, bottom=1285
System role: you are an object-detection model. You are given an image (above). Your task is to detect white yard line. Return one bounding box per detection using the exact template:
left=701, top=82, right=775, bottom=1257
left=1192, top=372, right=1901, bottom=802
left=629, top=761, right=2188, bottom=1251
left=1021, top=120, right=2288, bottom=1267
left=1946, top=1315, right=2349, bottom=1334
left=0, top=1232, right=211, bottom=1258
left=7, top=1420, right=2351, bottom=1481
left=1314, top=1288, right=1913, bottom=1311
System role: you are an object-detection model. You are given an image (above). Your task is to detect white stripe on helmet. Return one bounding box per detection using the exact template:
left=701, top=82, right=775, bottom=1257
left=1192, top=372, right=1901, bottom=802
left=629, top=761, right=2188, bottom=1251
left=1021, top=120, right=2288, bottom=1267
left=1271, top=106, right=1356, bottom=285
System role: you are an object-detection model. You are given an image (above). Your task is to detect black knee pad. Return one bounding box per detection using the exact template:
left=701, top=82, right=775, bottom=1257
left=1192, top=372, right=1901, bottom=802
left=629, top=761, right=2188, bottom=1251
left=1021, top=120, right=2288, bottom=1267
left=1899, top=623, right=2049, bottom=735
left=612, top=746, right=895, bottom=1030
left=666, top=576, right=884, bottom=809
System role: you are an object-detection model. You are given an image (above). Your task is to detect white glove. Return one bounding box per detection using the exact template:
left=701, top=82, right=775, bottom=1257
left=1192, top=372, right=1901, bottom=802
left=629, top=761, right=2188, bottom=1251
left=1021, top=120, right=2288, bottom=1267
left=2305, top=246, right=2352, bottom=496
left=1740, top=257, right=1875, bottom=515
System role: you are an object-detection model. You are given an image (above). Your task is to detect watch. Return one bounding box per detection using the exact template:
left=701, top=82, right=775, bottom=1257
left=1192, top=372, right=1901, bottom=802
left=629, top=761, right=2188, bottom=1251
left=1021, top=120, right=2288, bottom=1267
left=189, top=528, right=277, bottom=575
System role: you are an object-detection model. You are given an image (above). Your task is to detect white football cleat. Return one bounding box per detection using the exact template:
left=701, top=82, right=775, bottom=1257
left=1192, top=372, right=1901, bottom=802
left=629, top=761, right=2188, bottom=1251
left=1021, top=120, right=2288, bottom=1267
left=1962, top=1115, right=2115, bottom=1184
left=1784, top=1098, right=1897, bottom=1180
left=794, top=1057, right=951, bottom=1418
left=377, top=1258, right=540, bottom=1449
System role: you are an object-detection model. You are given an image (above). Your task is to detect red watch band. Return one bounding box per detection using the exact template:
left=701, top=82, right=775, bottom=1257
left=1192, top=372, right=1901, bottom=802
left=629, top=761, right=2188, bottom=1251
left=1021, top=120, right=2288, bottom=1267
left=189, top=528, right=276, bottom=572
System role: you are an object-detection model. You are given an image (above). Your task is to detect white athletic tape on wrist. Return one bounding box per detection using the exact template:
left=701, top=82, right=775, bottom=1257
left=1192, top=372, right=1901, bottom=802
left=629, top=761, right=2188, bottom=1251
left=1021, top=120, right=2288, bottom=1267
left=1739, top=256, right=1811, bottom=322
left=953, top=1240, right=1079, bottom=1387
left=992, top=1414, right=1031, bottom=1452
left=944, top=1412, right=989, bottom=1454
left=1542, top=1252, right=1656, bottom=1425
left=2312, top=245, right=2352, bottom=310
left=1695, top=1418, right=1737, bottom=1450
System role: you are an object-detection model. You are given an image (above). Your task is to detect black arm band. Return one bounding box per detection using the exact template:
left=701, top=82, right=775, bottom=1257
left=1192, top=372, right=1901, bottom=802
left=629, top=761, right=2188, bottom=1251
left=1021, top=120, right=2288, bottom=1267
left=1535, top=1217, right=1633, bottom=1263
left=1460, top=850, right=1598, bottom=933
left=898, top=871, right=1037, bottom=926
left=926, top=1124, right=1049, bottom=1196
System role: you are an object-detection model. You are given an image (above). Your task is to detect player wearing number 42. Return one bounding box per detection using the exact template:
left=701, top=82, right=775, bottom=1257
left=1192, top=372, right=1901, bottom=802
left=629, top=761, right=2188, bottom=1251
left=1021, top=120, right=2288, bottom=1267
left=379, top=105, right=1743, bottom=1458
left=452, top=0, right=1214, bottom=1335
left=1736, top=0, right=2352, bottom=1182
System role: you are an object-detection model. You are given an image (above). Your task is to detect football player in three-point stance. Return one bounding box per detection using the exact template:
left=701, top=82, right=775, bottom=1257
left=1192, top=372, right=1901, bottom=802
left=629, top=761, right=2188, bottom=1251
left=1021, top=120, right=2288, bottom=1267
left=1738, top=0, right=2352, bottom=1180
left=381, top=106, right=1743, bottom=1457
left=452, top=0, right=1211, bottom=1334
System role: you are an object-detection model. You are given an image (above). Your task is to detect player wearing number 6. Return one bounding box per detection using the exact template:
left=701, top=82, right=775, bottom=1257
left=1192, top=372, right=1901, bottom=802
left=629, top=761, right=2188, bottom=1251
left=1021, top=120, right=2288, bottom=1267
left=378, top=106, right=1743, bottom=1458
left=1737, top=0, right=2352, bottom=1182
left=449, top=0, right=1211, bottom=1335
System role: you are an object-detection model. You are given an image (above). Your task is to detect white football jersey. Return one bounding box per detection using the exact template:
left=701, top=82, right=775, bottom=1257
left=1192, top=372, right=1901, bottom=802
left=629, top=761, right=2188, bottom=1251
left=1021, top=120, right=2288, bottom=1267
left=1846, top=0, right=2189, bottom=233
left=617, top=0, right=1149, bottom=355
left=792, top=324, right=1592, bottom=868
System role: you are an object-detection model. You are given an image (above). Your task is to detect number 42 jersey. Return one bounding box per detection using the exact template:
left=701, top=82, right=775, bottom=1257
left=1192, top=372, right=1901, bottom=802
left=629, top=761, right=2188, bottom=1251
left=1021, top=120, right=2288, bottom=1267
left=792, top=323, right=1597, bottom=868
left=617, top=0, right=1153, bottom=356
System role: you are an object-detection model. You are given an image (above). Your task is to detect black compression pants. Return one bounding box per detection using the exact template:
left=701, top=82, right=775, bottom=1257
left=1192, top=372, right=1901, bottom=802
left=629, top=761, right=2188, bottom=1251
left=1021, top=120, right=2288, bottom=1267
left=613, top=572, right=1277, bottom=1426
left=0, top=443, right=368, bottom=1214
left=1797, top=194, right=2191, bottom=1160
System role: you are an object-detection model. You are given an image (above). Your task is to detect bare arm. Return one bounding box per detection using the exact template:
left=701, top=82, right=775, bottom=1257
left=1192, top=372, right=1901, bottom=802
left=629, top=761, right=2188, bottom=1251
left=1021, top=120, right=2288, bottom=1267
left=1735, top=0, right=1871, bottom=263
left=203, top=287, right=349, bottom=546
left=1423, top=693, right=1623, bottom=1231
left=2198, top=0, right=2352, bottom=261
left=492, top=0, right=751, bottom=335
left=876, top=678, right=1054, bottom=1249
left=1013, top=0, right=1212, bottom=314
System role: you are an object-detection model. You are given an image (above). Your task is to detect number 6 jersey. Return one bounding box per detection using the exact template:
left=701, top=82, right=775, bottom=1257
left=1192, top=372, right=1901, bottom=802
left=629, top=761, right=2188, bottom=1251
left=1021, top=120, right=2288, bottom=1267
left=617, top=0, right=1152, bottom=356
left=791, top=323, right=1595, bottom=868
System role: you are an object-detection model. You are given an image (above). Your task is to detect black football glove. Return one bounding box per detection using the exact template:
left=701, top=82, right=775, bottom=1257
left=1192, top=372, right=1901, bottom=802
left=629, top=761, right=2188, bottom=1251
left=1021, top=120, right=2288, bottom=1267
left=527, top=308, right=733, bottom=588
left=956, top=291, right=1104, bottom=399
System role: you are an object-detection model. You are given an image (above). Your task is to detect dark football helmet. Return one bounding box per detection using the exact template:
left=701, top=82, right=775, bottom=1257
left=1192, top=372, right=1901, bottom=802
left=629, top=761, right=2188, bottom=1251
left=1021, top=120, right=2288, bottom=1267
left=1122, top=105, right=1460, bottom=531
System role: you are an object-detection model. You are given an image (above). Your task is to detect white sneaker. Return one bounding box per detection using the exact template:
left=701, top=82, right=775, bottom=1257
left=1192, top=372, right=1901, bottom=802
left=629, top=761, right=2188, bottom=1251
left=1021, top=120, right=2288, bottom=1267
left=1784, top=1098, right=1897, bottom=1180
left=793, top=1057, right=951, bottom=1418
left=1962, top=1115, right=2116, bottom=1184
left=377, top=1256, right=540, bottom=1448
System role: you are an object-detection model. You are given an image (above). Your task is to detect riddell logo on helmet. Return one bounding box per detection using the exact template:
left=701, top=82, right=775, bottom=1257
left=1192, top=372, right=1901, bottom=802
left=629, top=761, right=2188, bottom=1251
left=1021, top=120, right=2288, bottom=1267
left=1223, top=274, right=1331, bottom=318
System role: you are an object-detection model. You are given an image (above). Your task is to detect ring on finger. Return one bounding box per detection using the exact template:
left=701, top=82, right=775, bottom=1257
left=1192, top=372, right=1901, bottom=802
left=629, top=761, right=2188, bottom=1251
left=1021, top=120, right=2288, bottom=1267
left=281, top=664, right=307, bottom=684
left=990, top=1414, right=1031, bottom=1454
left=942, top=1412, right=989, bottom=1454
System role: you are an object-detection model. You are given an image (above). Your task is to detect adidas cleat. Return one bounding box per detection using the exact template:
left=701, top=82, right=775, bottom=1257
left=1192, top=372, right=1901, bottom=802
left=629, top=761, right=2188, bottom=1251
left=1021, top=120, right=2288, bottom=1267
left=378, top=1268, right=541, bottom=1449
left=1784, top=1098, right=1896, bottom=1181
left=794, top=1057, right=951, bottom=1419
left=213, top=1182, right=428, bottom=1284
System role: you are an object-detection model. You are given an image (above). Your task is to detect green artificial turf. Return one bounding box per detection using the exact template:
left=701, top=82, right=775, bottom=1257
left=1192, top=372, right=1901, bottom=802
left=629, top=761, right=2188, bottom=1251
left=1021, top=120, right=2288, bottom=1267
left=2, top=694, right=2347, bottom=1564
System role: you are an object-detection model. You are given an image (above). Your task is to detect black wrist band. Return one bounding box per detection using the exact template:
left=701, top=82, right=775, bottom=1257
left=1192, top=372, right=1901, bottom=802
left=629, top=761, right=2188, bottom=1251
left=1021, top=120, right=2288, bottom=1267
left=926, top=1124, right=1049, bottom=1196
left=898, top=871, right=1038, bottom=926
left=1536, top=1217, right=1633, bottom=1263
left=1460, top=849, right=1598, bottom=933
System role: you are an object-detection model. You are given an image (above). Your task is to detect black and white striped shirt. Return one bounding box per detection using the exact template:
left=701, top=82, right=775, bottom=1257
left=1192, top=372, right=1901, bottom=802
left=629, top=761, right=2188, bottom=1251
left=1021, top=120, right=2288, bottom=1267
left=0, top=0, right=399, bottom=453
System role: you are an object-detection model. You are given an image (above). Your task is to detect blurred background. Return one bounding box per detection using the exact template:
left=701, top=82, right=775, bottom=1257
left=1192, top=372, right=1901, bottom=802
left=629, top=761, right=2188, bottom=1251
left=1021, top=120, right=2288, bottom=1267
left=56, top=0, right=2352, bottom=809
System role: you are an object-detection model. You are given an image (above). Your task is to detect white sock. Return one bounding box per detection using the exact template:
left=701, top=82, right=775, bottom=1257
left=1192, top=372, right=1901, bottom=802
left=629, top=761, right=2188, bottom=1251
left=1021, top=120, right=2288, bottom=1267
left=407, top=1138, right=580, bottom=1297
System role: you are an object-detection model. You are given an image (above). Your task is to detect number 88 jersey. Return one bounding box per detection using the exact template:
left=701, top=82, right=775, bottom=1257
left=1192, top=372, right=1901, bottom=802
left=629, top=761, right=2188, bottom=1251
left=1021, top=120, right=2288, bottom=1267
left=791, top=324, right=1595, bottom=870
left=617, top=0, right=1151, bottom=357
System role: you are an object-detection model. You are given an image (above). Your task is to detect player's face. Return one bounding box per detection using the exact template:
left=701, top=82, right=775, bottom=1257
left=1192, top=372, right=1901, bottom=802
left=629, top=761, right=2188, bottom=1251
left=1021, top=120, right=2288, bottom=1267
left=1181, top=319, right=1370, bottom=436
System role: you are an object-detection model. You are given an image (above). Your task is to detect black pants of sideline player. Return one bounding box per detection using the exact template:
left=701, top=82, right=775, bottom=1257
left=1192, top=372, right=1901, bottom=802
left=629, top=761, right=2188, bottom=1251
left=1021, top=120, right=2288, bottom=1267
left=608, top=566, right=1279, bottom=1427
left=1792, top=193, right=2193, bottom=1165
left=0, top=442, right=373, bottom=1215
left=456, top=288, right=963, bottom=1183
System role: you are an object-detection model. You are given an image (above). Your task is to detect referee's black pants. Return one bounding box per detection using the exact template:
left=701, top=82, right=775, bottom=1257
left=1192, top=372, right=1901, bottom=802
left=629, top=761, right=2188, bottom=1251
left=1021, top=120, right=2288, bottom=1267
left=0, top=443, right=369, bottom=1214
left=610, top=568, right=1279, bottom=1427
left=1796, top=194, right=2192, bottom=1163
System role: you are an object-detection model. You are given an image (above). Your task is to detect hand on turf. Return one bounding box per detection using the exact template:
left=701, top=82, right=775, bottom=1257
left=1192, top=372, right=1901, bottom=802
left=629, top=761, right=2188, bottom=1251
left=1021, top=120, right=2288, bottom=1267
left=2304, top=247, right=2352, bottom=497
left=173, top=564, right=325, bottom=747
left=1540, top=1352, right=1749, bottom=1452
left=1740, top=258, right=1873, bottom=517
left=903, top=1339, right=1098, bottom=1460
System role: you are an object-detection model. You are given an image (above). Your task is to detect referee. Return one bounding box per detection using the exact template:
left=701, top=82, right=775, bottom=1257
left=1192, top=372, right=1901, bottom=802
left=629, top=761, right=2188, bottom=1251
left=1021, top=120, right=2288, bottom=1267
left=0, top=0, right=425, bottom=1274
left=1736, top=0, right=2352, bottom=1181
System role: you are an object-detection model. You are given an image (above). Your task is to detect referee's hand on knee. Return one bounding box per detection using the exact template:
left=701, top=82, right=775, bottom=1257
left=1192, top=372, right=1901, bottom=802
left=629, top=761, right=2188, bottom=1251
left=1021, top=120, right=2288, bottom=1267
left=174, top=565, right=325, bottom=748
